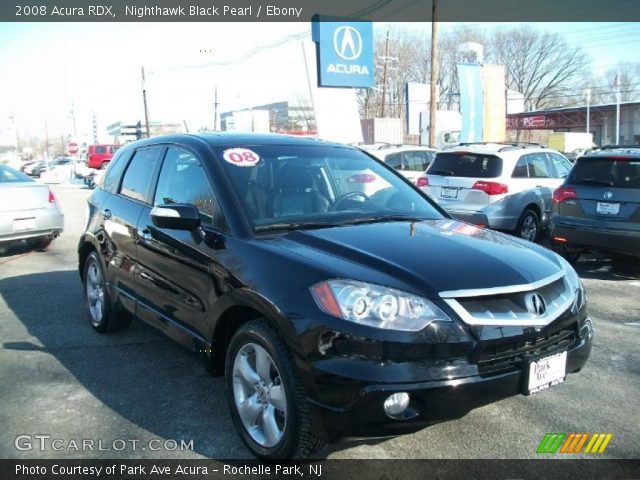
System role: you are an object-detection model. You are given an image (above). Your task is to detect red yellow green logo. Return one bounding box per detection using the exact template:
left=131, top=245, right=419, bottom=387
left=537, top=433, right=613, bottom=454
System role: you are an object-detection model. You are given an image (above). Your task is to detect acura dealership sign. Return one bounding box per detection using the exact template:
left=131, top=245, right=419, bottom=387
left=312, top=18, right=374, bottom=88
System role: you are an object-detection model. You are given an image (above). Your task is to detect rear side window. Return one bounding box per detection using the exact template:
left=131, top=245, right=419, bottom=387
left=548, top=153, right=572, bottom=178
left=428, top=152, right=502, bottom=178
left=95, top=146, right=107, bottom=154
left=525, top=153, right=552, bottom=178
left=102, top=149, right=133, bottom=193
left=404, top=151, right=434, bottom=171
left=569, top=157, right=640, bottom=189
left=385, top=153, right=402, bottom=169
left=119, top=148, right=163, bottom=203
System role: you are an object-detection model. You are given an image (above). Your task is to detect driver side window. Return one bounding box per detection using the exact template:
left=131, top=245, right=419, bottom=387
left=154, top=147, right=220, bottom=227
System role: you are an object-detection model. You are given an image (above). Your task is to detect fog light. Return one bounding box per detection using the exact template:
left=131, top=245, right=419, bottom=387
left=384, top=392, right=410, bottom=418
left=579, top=318, right=593, bottom=339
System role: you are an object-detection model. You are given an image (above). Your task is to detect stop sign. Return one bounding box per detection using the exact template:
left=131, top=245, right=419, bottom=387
left=66, top=142, right=79, bottom=155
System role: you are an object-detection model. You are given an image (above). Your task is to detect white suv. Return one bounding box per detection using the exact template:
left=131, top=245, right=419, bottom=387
left=419, top=143, right=573, bottom=241
left=369, top=145, right=437, bottom=185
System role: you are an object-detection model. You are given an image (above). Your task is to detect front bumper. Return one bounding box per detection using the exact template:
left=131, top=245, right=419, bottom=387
left=551, top=222, right=640, bottom=256
left=306, top=316, right=593, bottom=440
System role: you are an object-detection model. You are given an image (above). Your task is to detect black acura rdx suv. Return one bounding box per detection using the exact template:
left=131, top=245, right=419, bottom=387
left=78, top=133, right=592, bottom=459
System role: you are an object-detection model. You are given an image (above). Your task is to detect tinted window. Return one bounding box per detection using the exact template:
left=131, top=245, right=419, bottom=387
left=404, top=151, right=434, bottom=171
left=548, top=153, right=572, bottom=178
left=154, top=147, right=219, bottom=226
left=120, top=148, right=163, bottom=203
left=569, top=157, right=640, bottom=189
left=428, top=153, right=502, bottom=178
left=525, top=153, right=552, bottom=178
left=102, top=149, right=133, bottom=193
left=0, top=165, right=33, bottom=183
left=385, top=153, right=402, bottom=169
left=95, top=146, right=107, bottom=154
left=512, top=157, right=529, bottom=178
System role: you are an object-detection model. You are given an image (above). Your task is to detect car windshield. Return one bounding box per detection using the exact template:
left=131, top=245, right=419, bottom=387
left=0, top=165, right=33, bottom=183
left=215, top=144, right=443, bottom=231
left=428, top=152, right=503, bottom=178
left=569, top=157, right=640, bottom=188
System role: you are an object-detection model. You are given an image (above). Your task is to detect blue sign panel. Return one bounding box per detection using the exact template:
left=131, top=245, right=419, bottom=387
left=312, top=18, right=374, bottom=88
left=458, top=63, right=484, bottom=143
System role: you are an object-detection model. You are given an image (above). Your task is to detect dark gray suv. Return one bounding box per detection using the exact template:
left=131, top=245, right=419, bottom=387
left=550, top=146, right=640, bottom=262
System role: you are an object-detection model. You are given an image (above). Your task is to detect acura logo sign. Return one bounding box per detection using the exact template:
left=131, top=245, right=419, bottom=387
left=604, top=191, right=613, bottom=199
left=333, top=26, right=363, bottom=61
left=525, top=292, right=547, bottom=316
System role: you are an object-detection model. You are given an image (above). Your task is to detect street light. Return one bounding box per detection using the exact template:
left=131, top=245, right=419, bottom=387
left=584, top=89, right=591, bottom=134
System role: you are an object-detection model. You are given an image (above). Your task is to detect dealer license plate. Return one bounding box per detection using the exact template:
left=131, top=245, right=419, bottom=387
left=526, top=351, right=567, bottom=395
left=13, top=218, right=36, bottom=232
left=440, top=187, right=458, bottom=199
left=596, top=202, right=620, bottom=215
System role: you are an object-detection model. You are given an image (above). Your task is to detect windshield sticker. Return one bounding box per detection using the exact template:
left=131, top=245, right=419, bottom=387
left=222, top=148, right=260, bottom=167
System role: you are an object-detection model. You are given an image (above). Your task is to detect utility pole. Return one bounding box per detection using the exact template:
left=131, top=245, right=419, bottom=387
left=44, top=120, right=50, bottom=158
left=429, top=0, right=439, bottom=147
left=141, top=66, right=151, bottom=138
left=584, top=89, right=591, bottom=134
left=214, top=86, right=219, bottom=131
left=70, top=101, right=77, bottom=139
left=615, top=70, right=621, bottom=144
left=381, top=30, right=390, bottom=118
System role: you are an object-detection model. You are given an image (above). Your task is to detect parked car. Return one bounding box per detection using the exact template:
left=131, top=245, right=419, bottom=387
left=419, top=143, right=573, bottom=241
left=0, top=164, right=64, bottom=249
left=22, top=160, right=46, bottom=176
left=79, top=133, right=592, bottom=459
left=39, top=158, right=76, bottom=183
left=370, top=146, right=437, bottom=185
left=550, top=146, right=640, bottom=262
left=86, top=144, right=120, bottom=169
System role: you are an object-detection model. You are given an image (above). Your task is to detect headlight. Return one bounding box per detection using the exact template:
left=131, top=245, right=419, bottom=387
left=558, top=256, right=586, bottom=312
left=310, top=279, right=451, bottom=331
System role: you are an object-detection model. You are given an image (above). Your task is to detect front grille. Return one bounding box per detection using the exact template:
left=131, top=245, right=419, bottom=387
left=475, top=324, right=577, bottom=375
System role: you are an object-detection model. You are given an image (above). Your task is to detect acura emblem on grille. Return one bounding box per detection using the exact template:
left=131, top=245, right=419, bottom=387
left=604, top=191, right=613, bottom=199
left=525, top=292, right=547, bottom=316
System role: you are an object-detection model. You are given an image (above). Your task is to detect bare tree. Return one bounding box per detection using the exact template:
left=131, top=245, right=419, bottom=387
left=489, top=26, right=590, bottom=110
left=591, top=62, right=640, bottom=105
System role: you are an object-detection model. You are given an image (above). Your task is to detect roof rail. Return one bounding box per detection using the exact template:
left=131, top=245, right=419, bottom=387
left=597, top=144, right=640, bottom=150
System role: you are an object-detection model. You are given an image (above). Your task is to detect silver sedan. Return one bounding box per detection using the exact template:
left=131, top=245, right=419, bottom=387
left=0, top=164, right=64, bottom=249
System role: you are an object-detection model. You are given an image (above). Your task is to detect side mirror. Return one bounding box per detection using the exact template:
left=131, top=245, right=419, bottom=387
left=150, top=204, right=201, bottom=231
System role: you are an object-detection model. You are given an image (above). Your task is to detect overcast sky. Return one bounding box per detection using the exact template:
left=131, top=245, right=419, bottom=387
left=0, top=21, right=638, bottom=144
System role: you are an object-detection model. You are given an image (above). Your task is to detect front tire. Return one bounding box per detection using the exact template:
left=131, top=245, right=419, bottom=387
left=83, top=252, right=131, bottom=333
left=516, top=208, right=540, bottom=242
left=225, top=320, right=324, bottom=460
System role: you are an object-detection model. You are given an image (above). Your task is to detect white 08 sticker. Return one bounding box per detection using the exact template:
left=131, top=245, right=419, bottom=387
left=222, top=148, right=260, bottom=167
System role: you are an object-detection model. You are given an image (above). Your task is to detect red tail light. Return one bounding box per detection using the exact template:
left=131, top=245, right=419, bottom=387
left=553, top=187, right=577, bottom=204
left=48, top=189, right=56, bottom=203
left=472, top=181, right=508, bottom=195
left=416, top=177, right=429, bottom=187
left=347, top=173, right=377, bottom=183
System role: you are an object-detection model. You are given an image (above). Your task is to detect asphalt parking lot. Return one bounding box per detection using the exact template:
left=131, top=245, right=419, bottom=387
left=1, top=185, right=639, bottom=460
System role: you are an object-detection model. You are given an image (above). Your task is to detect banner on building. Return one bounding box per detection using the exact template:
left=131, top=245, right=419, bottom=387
left=458, top=63, right=484, bottom=143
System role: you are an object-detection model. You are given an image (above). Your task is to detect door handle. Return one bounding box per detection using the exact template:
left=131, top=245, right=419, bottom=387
left=138, top=229, right=152, bottom=241
left=102, top=209, right=112, bottom=220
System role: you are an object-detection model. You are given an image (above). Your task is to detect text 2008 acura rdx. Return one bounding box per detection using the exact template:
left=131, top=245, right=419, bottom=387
left=78, top=134, right=592, bottom=459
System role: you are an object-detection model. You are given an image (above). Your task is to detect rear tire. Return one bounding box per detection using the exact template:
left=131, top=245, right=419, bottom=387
left=26, top=235, right=54, bottom=251
left=225, top=320, right=324, bottom=460
left=83, top=252, right=131, bottom=333
left=516, top=208, right=540, bottom=242
left=553, top=245, right=581, bottom=264
left=100, top=161, right=110, bottom=170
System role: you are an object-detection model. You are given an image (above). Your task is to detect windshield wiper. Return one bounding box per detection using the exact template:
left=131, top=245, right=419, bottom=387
left=334, top=215, right=428, bottom=226
left=429, top=169, right=456, bottom=176
left=255, top=221, right=341, bottom=233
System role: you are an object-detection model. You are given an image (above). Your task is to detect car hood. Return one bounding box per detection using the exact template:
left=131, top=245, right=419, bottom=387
left=274, top=219, right=563, bottom=297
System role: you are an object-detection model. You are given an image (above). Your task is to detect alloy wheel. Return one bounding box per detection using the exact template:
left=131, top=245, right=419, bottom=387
left=232, top=342, right=287, bottom=448
left=85, top=261, right=105, bottom=325
left=520, top=214, right=538, bottom=241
